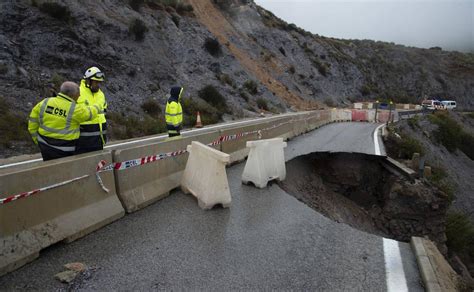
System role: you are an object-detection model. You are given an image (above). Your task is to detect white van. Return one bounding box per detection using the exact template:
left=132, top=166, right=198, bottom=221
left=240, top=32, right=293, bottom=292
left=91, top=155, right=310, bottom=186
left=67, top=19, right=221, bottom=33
left=441, top=100, right=457, bottom=110
left=421, top=99, right=442, bottom=110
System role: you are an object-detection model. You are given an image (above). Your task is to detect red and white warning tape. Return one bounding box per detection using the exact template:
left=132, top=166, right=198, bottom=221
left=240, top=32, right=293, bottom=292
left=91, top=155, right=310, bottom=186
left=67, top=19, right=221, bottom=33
left=0, top=174, right=90, bottom=205
left=1, top=117, right=300, bottom=204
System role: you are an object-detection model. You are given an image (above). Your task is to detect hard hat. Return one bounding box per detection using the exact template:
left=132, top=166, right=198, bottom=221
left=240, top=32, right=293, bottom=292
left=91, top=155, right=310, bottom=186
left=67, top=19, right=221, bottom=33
left=83, top=66, right=105, bottom=81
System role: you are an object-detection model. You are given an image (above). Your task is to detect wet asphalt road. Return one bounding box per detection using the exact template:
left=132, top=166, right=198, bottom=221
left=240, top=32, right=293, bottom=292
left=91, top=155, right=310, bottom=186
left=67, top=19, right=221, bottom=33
left=0, top=123, right=421, bottom=291
left=286, top=122, right=386, bottom=161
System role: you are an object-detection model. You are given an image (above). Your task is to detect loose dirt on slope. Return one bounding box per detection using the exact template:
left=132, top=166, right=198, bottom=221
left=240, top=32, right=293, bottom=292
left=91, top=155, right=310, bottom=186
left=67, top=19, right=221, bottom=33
left=189, top=0, right=317, bottom=110
left=279, top=153, right=450, bottom=251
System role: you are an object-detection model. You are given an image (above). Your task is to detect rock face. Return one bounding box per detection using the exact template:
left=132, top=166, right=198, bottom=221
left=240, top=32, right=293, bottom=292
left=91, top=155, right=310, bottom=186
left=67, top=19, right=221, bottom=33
left=0, top=0, right=472, bottom=155
left=1, top=0, right=473, bottom=111
left=280, top=153, right=450, bottom=253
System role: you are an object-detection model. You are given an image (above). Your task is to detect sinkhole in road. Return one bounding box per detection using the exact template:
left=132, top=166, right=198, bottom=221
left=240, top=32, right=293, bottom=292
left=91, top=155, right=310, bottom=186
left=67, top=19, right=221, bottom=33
left=279, top=152, right=449, bottom=249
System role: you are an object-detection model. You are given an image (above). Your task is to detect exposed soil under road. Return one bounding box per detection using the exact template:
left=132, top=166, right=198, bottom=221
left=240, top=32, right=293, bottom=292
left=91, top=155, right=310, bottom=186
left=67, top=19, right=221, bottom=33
left=279, top=152, right=450, bottom=253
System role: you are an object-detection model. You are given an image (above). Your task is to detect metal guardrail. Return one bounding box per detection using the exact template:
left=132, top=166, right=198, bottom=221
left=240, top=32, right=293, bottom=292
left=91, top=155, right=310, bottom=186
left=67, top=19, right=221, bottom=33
left=397, top=109, right=432, bottom=119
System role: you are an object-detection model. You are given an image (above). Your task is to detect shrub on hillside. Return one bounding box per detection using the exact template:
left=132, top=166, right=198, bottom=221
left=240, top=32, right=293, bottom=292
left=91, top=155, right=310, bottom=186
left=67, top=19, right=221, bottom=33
left=108, top=112, right=167, bottom=140
left=407, top=116, right=420, bottom=130
left=428, top=112, right=474, bottom=159
left=239, top=90, right=249, bottom=102
left=38, top=2, right=72, bottom=22
left=203, top=37, right=221, bottom=57
left=243, top=80, right=258, bottom=95
left=129, top=0, right=144, bottom=11
left=0, top=97, right=31, bottom=148
left=141, top=99, right=161, bottom=116
left=324, top=98, right=336, bottom=108
left=428, top=166, right=456, bottom=204
left=198, top=85, right=228, bottom=113
left=0, top=63, right=8, bottom=75
left=129, top=18, right=148, bottom=41
left=213, top=0, right=232, bottom=12
left=311, top=58, right=329, bottom=77
left=171, top=13, right=180, bottom=27
left=256, top=97, right=268, bottom=111
left=182, top=98, right=221, bottom=126
left=217, top=73, right=235, bottom=88
left=446, top=212, right=474, bottom=254
left=459, top=132, right=474, bottom=160
left=176, top=3, right=193, bottom=14
left=398, top=135, right=425, bottom=159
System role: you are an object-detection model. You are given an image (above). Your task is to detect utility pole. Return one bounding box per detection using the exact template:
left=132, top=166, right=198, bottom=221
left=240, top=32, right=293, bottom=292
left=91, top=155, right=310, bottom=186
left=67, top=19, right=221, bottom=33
left=375, top=100, right=379, bottom=123
left=387, top=100, right=393, bottom=125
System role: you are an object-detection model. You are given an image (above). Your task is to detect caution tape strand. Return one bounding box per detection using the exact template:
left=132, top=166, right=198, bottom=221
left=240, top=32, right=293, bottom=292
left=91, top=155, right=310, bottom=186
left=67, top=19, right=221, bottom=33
left=0, top=174, right=90, bottom=205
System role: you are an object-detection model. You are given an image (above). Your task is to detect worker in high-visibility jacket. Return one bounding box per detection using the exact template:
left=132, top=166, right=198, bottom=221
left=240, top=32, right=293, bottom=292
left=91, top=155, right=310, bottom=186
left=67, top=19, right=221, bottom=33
left=165, top=86, right=184, bottom=137
left=28, top=82, right=101, bottom=161
left=76, top=66, right=108, bottom=154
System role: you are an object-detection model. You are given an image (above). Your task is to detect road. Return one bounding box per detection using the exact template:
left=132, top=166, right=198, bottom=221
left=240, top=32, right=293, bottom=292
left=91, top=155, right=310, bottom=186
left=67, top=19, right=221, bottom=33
left=286, top=122, right=386, bottom=160
left=0, top=123, right=422, bottom=291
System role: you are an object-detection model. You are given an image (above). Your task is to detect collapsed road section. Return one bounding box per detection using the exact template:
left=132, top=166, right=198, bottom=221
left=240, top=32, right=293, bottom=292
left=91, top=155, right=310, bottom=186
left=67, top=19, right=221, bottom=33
left=280, top=152, right=450, bottom=253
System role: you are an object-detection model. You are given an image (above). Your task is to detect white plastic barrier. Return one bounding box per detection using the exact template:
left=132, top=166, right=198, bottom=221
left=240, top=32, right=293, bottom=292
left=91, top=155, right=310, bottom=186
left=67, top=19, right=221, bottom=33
left=367, top=109, right=376, bottom=122
left=353, top=103, right=363, bottom=109
left=241, top=138, right=287, bottom=188
left=337, top=109, right=352, bottom=121
left=367, top=103, right=373, bottom=109
left=181, top=141, right=231, bottom=209
left=331, top=109, right=351, bottom=122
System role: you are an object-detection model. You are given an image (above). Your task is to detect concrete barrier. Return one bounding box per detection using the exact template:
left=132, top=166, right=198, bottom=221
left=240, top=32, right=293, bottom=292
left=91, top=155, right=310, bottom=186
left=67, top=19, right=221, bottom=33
left=113, top=132, right=220, bottom=213
left=367, top=109, right=376, bottom=122
left=181, top=141, right=231, bottom=209
left=261, top=116, right=294, bottom=141
left=0, top=151, right=124, bottom=276
left=306, top=110, right=330, bottom=131
left=333, top=109, right=352, bottom=122
left=293, top=112, right=311, bottom=134
left=351, top=109, right=368, bottom=121
left=220, top=122, right=266, bottom=163
left=242, top=138, right=287, bottom=188
left=377, top=110, right=390, bottom=123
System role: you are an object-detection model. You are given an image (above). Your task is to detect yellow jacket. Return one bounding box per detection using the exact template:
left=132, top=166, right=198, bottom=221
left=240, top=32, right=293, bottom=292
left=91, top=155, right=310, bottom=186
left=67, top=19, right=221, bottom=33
left=28, top=93, right=100, bottom=144
left=78, top=79, right=107, bottom=124
left=165, top=86, right=184, bottom=133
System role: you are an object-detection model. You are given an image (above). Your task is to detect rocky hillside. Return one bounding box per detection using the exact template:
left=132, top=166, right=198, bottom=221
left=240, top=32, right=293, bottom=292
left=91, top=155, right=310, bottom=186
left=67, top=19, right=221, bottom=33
left=386, top=111, right=474, bottom=282
left=0, top=0, right=473, bottom=156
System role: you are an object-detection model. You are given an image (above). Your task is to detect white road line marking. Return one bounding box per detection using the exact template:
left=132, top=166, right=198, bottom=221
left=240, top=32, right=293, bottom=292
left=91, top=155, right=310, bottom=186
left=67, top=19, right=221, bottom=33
left=373, top=124, right=385, bottom=156
left=383, top=238, right=409, bottom=292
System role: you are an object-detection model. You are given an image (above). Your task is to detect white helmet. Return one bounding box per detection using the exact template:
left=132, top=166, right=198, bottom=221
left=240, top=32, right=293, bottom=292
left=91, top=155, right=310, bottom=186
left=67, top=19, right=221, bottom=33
left=83, top=66, right=105, bottom=81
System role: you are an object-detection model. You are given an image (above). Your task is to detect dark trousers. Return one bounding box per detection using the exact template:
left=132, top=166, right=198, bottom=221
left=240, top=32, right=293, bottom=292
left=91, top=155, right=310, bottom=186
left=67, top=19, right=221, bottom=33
left=167, top=124, right=181, bottom=138
left=75, top=135, right=104, bottom=154
left=38, top=142, right=74, bottom=161
left=76, top=123, right=106, bottom=154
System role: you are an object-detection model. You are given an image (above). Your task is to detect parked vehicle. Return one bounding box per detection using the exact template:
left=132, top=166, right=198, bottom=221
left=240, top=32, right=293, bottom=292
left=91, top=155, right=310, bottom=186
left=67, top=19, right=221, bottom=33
left=441, top=100, right=457, bottom=110
left=421, top=99, right=442, bottom=110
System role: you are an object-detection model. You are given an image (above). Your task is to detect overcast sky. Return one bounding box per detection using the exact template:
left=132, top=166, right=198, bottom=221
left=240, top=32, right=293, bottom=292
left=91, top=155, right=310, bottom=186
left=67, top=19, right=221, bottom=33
left=255, top=0, right=473, bottom=52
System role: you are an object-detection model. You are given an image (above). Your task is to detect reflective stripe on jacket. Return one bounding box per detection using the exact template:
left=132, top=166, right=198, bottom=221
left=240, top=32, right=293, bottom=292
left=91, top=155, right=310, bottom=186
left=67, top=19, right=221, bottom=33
left=28, top=93, right=100, bottom=145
